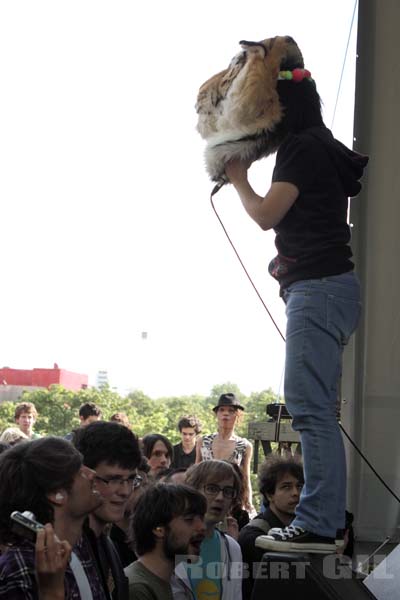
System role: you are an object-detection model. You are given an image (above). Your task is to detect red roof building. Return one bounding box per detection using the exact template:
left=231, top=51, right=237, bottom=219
left=0, top=364, right=88, bottom=392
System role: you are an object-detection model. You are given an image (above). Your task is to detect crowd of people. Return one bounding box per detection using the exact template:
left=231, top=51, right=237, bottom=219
left=0, top=396, right=354, bottom=599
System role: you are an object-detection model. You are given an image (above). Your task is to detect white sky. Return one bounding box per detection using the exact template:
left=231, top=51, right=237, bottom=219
left=0, top=0, right=358, bottom=398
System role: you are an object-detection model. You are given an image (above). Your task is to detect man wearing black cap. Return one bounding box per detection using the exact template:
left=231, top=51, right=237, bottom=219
left=195, top=393, right=254, bottom=512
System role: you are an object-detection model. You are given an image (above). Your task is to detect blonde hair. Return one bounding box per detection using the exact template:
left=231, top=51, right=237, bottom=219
left=0, top=427, right=30, bottom=445
left=185, top=460, right=241, bottom=495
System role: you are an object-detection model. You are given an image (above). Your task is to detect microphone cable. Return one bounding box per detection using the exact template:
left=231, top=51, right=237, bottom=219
left=210, top=183, right=285, bottom=343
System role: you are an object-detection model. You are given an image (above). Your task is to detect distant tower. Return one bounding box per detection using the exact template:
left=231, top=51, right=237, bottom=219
left=96, top=369, right=109, bottom=389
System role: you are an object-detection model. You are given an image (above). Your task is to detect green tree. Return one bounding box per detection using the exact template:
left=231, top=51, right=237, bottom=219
left=0, top=381, right=285, bottom=512
left=125, top=391, right=167, bottom=437
left=2, top=385, right=137, bottom=436
left=0, top=401, right=18, bottom=434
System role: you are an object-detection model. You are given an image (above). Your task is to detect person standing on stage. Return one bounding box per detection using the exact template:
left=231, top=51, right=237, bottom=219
left=225, top=54, right=368, bottom=552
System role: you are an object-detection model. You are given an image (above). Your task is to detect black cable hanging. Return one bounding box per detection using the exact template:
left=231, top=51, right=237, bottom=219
left=340, top=425, right=400, bottom=504
left=210, top=187, right=285, bottom=343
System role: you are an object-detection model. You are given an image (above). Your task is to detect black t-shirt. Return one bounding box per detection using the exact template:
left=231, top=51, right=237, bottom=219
left=238, top=508, right=285, bottom=600
left=171, top=443, right=196, bottom=470
left=109, top=524, right=137, bottom=569
left=269, top=126, right=368, bottom=293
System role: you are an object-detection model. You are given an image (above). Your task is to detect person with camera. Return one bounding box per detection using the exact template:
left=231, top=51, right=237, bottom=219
left=0, top=437, right=107, bottom=599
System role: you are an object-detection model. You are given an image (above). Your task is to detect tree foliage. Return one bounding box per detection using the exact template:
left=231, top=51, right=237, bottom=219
left=0, top=383, right=280, bottom=439
left=0, top=383, right=282, bottom=509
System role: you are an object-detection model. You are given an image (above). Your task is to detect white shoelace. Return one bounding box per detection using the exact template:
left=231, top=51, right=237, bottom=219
left=268, top=525, right=305, bottom=540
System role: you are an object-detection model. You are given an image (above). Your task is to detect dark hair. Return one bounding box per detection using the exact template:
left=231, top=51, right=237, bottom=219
left=138, top=455, right=151, bottom=474
left=177, top=415, right=202, bottom=434
left=14, top=402, right=38, bottom=420
left=185, top=460, right=241, bottom=498
left=258, top=455, right=304, bottom=498
left=163, top=468, right=188, bottom=483
left=0, top=442, right=11, bottom=454
left=276, top=78, right=323, bottom=135
left=0, top=437, right=82, bottom=544
left=78, top=402, right=102, bottom=420
left=73, top=421, right=141, bottom=470
left=131, top=483, right=206, bottom=556
left=142, top=434, right=173, bottom=460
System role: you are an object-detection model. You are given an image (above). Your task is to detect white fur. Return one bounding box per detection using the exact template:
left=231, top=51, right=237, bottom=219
left=204, top=132, right=279, bottom=182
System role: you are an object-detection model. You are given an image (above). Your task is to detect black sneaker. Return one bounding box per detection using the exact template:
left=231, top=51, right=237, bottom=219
left=255, top=525, right=336, bottom=554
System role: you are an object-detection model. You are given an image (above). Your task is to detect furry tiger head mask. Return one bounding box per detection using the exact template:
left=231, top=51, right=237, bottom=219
left=196, top=35, right=308, bottom=183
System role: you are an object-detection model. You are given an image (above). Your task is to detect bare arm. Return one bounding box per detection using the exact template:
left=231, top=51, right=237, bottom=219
left=195, top=437, right=203, bottom=464
left=241, top=441, right=254, bottom=510
left=225, top=159, right=299, bottom=230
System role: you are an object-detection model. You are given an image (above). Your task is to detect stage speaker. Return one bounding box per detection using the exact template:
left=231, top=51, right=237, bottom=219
left=250, top=552, right=376, bottom=600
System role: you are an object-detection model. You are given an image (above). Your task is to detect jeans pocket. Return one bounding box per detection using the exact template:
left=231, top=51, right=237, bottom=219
left=327, top=295, right=362, bottom=345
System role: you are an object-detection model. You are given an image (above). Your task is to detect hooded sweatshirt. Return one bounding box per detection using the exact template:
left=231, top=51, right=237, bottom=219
left=268, top=125, right=369, bottom=293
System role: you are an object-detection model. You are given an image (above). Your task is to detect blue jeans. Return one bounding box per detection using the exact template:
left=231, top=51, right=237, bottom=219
left=282, top=272, right=361, bottom=537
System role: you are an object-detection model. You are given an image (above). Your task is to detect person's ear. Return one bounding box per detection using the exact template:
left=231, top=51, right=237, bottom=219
left=153, top=525, right=165, bottom=539
left=47, top=490, right=67, bottom=506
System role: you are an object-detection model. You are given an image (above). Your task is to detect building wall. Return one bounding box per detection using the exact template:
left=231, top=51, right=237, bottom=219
left=0, top=369, right=33, bottom=386
left=59, top=370, right=88, bottom=390
left=342, top=0, right=400, bottom=542
left=0, top=386, right=44, bottom=404
left=0, top=367, right=88, bottom=392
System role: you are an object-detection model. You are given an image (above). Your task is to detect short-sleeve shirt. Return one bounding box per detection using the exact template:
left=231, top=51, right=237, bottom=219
left=124, top=560, right=173, bottom=600
left=171, top=443, right=196, bottom=470
left=268, top=126, right=367, bottom=292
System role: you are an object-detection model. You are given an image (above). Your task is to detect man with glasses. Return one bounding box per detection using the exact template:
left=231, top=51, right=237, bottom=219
left=74, top=420, right=142, bottom=600
left=172, top=460, right=243, bottom=600
left=110, top=457, right=151, bottom=568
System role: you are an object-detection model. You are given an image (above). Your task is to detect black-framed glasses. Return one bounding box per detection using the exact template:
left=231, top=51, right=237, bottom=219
left=95, top=474, right=142, bottom=491
left=203, top=483, right=237, bottom=499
